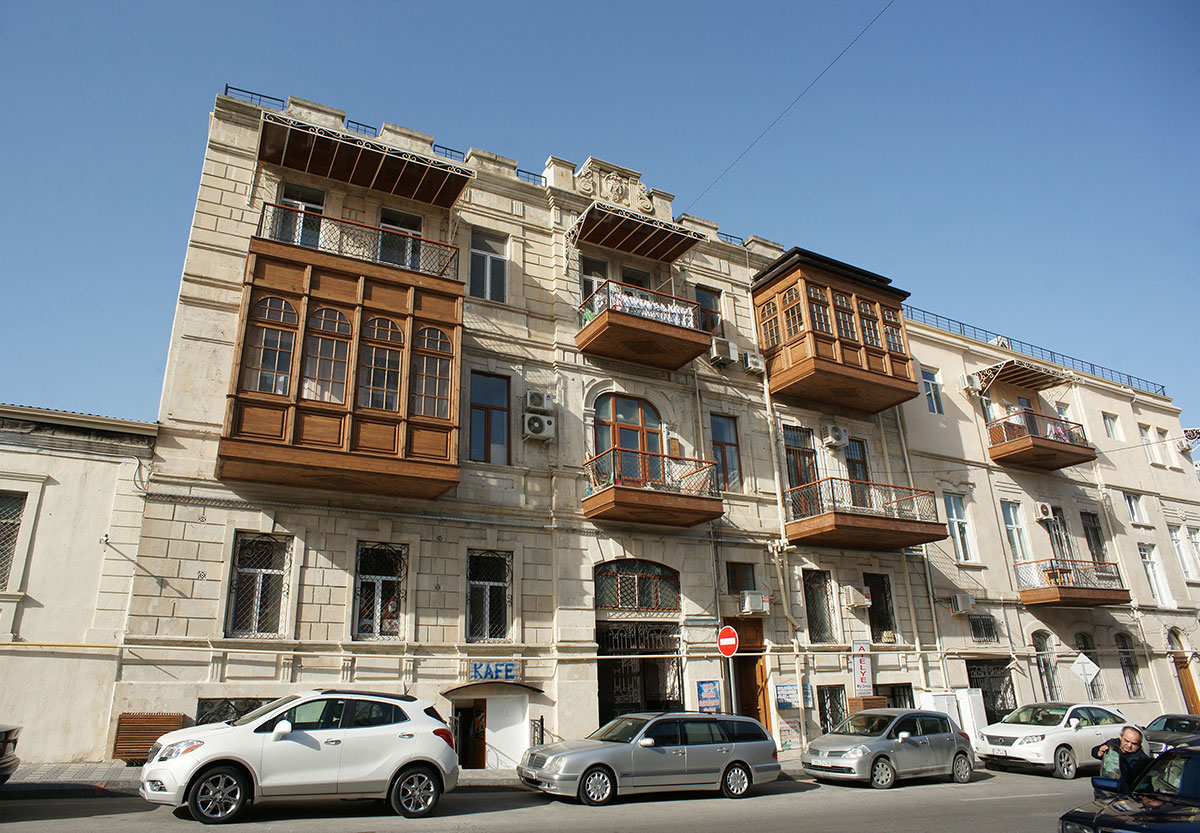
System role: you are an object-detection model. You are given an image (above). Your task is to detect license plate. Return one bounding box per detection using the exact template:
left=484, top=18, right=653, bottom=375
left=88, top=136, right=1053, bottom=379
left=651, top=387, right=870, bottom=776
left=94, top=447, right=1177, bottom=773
left=994, top=749, right=1007, bottom=757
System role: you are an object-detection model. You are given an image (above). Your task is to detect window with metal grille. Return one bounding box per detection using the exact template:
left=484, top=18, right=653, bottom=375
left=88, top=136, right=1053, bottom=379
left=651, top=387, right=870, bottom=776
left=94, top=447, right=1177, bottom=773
left=227, top=533, right=290, bottom=637
left=467, top=550, right=512, bottom=641
left=803, top=570, right=836, bottom=643
left=409, top=327, right=452, bottom=418
left=968, top=614, right=998, bottom=643
left=1075, top=632, right=1106, bottom=700
left=0, top=493, right=26, bottom=591
left=595, top=560, right=680, bottom=611
left=1033, top=630, right=1060, bottom=700
left=864, top=573, right=896, bottom=643
left=817, top=685, right=847, bottom=734
left=243, top=297, right=297, bottom=396
left=1115, top=632, right=1144, bottom=698
left=354, top=542, right=408, bottom=640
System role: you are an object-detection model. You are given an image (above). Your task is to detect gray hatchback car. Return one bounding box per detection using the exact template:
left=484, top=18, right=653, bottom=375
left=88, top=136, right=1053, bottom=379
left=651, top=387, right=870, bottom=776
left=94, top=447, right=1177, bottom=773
left=518, top=712, right=781, bottom=805
left=801, top=709, right=974, bottom=789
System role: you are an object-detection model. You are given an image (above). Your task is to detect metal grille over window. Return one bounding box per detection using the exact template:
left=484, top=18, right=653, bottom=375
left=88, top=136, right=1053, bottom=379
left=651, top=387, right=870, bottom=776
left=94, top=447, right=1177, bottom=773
left=354, top=542, right=408, bottom=640
left=968, top=614, right=998, bottom=643
left=467, top=550, right=512, bottom=642
left=227, top=533, right=290, bottom=637
left=0, top=493, right=26, bottom=590
left=595, top=560, right=680, bottom=611
left=803, top=570, right=836, bottom=643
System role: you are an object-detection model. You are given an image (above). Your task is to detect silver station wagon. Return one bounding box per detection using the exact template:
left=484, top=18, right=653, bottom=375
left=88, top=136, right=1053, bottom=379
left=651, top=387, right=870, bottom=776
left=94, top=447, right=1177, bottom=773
left=801, top=708, right=975, bottom=789
left=518, top=712, right=781, bottom=805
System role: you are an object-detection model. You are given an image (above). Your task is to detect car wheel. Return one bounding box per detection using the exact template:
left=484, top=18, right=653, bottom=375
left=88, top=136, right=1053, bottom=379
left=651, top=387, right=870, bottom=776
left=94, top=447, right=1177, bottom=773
left=187, top=765, right=249, bottom=824
left=721, top=763, right=752, bottom=798
left=870, top=758, right=896, bottom=790
left=579, top=766, right=616, bottom=806
left=1053, top=746, right=1077, bottom=780
left=951, top=752, right=972, bottom=784
left=389, top=765, right=442, bottom=819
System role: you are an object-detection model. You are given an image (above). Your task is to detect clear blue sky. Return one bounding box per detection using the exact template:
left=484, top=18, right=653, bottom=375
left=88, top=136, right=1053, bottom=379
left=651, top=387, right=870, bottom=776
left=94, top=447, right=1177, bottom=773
left=2, top=1, right=1196, bottom=429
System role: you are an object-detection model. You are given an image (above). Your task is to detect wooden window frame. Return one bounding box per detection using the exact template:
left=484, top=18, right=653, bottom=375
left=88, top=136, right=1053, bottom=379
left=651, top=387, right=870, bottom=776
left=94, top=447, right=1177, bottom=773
left=469, top=372, right=510, bottom=464
left=710, top=413, right=743, bottom=494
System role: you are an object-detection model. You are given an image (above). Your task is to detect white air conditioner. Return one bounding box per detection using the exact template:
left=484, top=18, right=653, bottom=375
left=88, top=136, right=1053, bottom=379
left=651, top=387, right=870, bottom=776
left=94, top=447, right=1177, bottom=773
left=709, top=337, right=737, bottom=366
left=740, top=591, right=770, bottom=615
left=989, top=335, right=1010, bottom=349
left=522, top=412, right=556, bottom=441
left=741, top=351, right=766, bottom=375
left=950, top=593, right=976, bottom=614
left=524, top=390, right=555, bottom=413
left=1035, top=502, right=1054, bottom=521
left=822, top=424, right=850, bottom=448
left=1176, top=438, right=1194, bottom=454
left=842, top=586, right=870, bottom=608
left=959, top=373, right=982, bottom=395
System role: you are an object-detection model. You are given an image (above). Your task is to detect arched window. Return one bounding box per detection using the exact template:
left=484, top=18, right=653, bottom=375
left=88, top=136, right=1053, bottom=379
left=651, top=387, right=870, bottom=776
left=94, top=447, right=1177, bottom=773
left=1033, top=631, right=1060, bottom=700
left=1115, top=632, right=1144, bottom=698
left=301, top=308, right=352, bottom=403
left=593, top=394, right=663, bottom=486
left=409, top=327, right=452, bottom=418
left=594, top=560, right=680, bottom=611
left=357, top=317, right=404, bottom=411
left=1075, top=632, right=1105, bottom=700
left=243, top=296, right=298, bottom=395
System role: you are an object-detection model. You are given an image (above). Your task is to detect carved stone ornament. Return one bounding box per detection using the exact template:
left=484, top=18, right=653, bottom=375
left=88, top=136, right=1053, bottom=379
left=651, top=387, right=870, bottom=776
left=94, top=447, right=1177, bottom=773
left=603, top=172, right=628, bottom=205
left=576, top=172, right=594, bottom=195
left=637, top=182, right=654, bottom=214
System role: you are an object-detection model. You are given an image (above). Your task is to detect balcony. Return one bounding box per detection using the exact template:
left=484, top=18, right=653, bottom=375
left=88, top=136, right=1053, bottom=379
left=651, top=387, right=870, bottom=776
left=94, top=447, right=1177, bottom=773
left=258, top=203, right=459, bottom=280
left=1013, top=558, right=1131, bottom=607
left=766, top=343, right=920, bottom=413
left=582, top=448, right=724, bottom=527
left=782, top=477, right=947, bottom=549
left=575, top=280, right=712, bottom=370
left=986, top=411, right=1096, bottom=470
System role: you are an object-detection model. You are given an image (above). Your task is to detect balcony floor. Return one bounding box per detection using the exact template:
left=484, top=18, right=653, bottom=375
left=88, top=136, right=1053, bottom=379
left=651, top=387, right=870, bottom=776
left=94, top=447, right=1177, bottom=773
left=1018, top=587, right=1132, bottom=607
left=784, top=512, right=947, bottom=550
left=583, top=485, right=724, bottom=527
left=769, top=356, right=919, bottom=414
left=989, top=436, right=1098, bottom=470
left=575, top=309, right=712, bottom=370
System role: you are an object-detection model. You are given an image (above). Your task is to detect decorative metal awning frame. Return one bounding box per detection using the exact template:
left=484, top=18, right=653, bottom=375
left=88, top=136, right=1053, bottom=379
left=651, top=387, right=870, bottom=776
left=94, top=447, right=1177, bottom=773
left=976, top=358, right=1072, bottom=394
left=567, top=200, right=706, bottom=262
left=257, top=111, right=475, bottom=208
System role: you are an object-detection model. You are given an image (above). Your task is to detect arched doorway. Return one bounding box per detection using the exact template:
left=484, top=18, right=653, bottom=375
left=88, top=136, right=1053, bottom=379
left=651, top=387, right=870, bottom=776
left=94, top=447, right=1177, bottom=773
left=1167, top=629, right=1200, bottom=713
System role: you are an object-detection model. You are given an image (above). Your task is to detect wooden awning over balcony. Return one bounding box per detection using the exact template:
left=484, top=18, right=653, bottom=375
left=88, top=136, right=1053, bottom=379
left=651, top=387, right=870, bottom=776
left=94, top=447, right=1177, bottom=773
left=568, top=201, right=705, bottom=262
left=977, top=358, right=1070, bottom=393
left=257, top=112, right=474, bottom=208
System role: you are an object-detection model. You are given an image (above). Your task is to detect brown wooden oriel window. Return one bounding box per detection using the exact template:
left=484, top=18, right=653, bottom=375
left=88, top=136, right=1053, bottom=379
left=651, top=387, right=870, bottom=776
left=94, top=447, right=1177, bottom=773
left=356, top=317, right=404, bottom=411
left=243, top=297, right=298, bottom=396
left=301, top=308, right=352, bottom=404
left=409, top=327, right=453, bottom=418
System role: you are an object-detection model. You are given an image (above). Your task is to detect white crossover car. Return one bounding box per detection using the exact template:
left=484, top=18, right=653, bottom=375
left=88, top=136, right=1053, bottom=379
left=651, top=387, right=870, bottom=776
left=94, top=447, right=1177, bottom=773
left=975, top=702, right=1127, bottom=779
left=139, top=689, right=459, bottom=823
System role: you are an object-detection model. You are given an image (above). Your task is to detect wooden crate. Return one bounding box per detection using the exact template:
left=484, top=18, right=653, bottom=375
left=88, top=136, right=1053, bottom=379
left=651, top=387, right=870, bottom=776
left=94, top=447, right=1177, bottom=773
left=113, top=712, right=187, bottom=763
left=847, top=696, right=889, bottom=713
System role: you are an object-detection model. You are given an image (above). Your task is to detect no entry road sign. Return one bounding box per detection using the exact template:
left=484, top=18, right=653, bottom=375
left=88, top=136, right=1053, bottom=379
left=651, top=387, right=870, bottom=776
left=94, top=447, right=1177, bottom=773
left=717, top=625, right=739, bottom=658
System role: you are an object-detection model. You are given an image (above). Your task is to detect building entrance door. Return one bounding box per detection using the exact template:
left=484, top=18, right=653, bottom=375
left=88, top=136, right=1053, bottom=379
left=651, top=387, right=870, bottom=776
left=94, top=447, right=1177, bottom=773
left=727, top=619, right=769, bottom=725
left=597, top=622, right=683, bottom=725
left=965, top=659, right=1017, bottom=726
left=454, top=702, right=486, bottom=770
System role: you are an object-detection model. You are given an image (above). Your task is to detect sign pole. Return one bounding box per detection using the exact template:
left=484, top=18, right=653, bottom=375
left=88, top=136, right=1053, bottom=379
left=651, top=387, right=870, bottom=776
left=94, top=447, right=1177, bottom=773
left=727, top=656, right=738, bottom=714
left=717, top=625, right=740, bottom=715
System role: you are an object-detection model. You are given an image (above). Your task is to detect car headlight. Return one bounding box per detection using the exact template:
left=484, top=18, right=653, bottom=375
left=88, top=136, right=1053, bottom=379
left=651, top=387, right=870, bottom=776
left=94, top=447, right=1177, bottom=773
left=844, top=745, right=870, bottom=758
left=1060, top=820, right=1091, bottom=833
left=1015, top=734, right=1045, bottom=745
left=546, top=756, right=567, bottom=773
left=159, top=739, right=205, bottom=760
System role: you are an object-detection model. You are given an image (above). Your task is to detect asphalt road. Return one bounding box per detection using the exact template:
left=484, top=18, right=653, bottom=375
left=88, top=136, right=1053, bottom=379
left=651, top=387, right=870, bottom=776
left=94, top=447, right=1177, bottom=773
left=0, top=768, right=1094, bottom=833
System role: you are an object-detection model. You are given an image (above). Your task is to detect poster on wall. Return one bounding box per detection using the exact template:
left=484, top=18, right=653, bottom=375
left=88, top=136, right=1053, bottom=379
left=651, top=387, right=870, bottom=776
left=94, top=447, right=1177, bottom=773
left=775, top=684, right=800, bottom=710
left=803, top=683, right=813, bottom=708
left=853, top=640, right=873, bottom=696
left=696, top=680, right=721, bottom=713
left=779, top=717, right=803, bottom=751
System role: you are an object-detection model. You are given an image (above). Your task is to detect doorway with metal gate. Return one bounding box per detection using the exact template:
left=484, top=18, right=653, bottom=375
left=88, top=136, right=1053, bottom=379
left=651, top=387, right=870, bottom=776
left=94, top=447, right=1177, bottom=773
left=965, top=659, right=1017, bottom=725
left=596, top=622, right=683, bottom=725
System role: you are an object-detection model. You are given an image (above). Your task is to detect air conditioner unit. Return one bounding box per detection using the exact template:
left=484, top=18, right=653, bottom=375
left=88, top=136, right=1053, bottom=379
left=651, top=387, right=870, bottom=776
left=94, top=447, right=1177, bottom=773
left=741, top=351, right=766, bottom=375
left=709, top=337, right=737, bottom=367
left=842, top=586, right=870, bottom=608
left=522, top=412, right=556, bottom=441
left=989, top=335, right=1010, bottom=349
left=1176, top=438, right=1194, bottom=454
left=959, top=373, right=982, bottom=395
left=950, top=593, right=976, bottom=614
left=524, top=390, right=555, bottom=413
left=740, top=591, right=770, bottom=615
left=1035, top=502, right=1054, bottom=521
left=822, top=424, right=850, bottom=448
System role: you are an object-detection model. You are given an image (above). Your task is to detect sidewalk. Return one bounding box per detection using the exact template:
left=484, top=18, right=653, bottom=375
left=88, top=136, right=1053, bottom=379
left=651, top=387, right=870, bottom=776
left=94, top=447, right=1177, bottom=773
left=0, top=749, right=808, bottom=801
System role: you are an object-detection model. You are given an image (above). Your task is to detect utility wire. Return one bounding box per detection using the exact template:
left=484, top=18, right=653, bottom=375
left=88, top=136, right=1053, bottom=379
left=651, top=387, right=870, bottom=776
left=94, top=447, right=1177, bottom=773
left=899, top=433, right=1195, bottom=476
left=681, top=0, right=898, bottom=216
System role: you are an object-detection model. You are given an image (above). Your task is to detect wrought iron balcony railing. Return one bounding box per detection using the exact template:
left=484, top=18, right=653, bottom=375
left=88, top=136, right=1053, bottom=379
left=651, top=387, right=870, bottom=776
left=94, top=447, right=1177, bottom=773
left=257, top=203, right=459, bottom=280
left=783, top=477, right=938, bottom=523
left=579, top=280, right=701, bottom=331
left=986, top=410, right=1089, bottom=448
left=1012, top=558, right=1125, bottom=591
left=583, top=448, right=719, bottom=497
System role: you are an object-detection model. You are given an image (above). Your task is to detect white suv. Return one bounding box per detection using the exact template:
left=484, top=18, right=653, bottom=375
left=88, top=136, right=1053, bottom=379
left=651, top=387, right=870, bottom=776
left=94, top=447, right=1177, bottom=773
left=139, top=689, right=459, bottom=823
left=976, top=701, right=1127, bottom=779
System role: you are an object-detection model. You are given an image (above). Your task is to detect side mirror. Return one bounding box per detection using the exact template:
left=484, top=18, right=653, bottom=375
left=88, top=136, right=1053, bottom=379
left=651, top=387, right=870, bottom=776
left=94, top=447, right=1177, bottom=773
left=271, top=719, right=292, bottom=741
left=638, top=737, right=656, bottom=748
left=1091, top=776, right=1121, bottom=800
left=1069, top=718, right=1081, bottom=730
left=897, top=731, right=912, bottom=741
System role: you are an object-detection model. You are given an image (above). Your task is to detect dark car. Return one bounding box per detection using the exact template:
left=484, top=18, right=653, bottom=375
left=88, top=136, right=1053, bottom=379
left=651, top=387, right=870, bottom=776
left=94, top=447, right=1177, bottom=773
left=1058, top=742, right=1200, bottom=833
left=1144, top=714, right=1200, bottom=755
left=0, top=725, right=19, bottom=786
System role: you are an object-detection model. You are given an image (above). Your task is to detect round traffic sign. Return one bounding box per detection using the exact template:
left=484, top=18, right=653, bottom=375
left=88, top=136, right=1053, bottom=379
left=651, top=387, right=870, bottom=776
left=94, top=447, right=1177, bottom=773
left=717, top=625, right=739, bottom=658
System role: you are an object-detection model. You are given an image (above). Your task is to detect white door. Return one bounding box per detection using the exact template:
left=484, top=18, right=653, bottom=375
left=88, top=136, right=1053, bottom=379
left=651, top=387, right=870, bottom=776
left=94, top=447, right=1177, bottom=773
left=338, top=699, right=417, bottom=794
left=259, top=698, right=346, bottom=796
left=485, top=695, right=528, bottom=768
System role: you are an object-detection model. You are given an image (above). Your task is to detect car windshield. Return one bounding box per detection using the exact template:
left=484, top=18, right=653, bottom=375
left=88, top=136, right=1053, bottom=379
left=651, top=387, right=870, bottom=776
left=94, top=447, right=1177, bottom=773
left=231, top=695, right=300, bottom=726
left=829, top=714, right=894, bottom=737
left=1146, top=716, right=1200, bottom=734
left=1001, top=706, right=1066, bottom=727
left=588, top=717, right=649, bottom=743
left=1132, top=753, right=1200, bottom=806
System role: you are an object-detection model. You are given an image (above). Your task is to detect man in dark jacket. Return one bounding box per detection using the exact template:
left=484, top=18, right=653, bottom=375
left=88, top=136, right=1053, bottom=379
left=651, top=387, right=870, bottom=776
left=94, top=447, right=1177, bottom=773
left=1092, top=725, right=1152, bottom=790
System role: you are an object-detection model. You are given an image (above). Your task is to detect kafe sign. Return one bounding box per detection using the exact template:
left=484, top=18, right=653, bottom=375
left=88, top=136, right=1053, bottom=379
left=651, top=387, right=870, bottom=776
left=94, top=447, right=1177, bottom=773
left=469, top=661, right=520, bottom=682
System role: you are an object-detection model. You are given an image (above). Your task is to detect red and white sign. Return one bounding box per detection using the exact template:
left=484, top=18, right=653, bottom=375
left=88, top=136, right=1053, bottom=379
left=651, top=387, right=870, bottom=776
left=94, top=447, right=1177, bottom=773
left=852, top=639, right=873, bottom=696
left=718, top=625, right=739, bottom=658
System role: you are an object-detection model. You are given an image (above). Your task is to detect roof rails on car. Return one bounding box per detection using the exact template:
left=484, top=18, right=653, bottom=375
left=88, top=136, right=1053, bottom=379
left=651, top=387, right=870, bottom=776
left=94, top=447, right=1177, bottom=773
left=317, top=689, right=417, bottom=702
